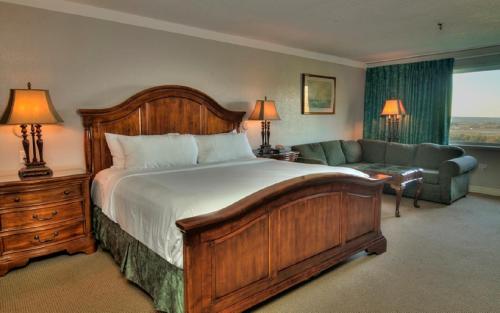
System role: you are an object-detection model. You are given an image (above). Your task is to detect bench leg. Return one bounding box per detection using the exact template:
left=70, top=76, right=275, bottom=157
left=414, top=178, right=423, bottom=208
left=392, top=184, right=404, bottom=218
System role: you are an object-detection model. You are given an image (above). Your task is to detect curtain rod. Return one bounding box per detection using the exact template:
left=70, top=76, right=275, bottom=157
left=367, top=44, right=500, bottom=66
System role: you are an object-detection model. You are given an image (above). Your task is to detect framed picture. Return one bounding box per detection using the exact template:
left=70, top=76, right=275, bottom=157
left=301, top=73, right=336, bottom=115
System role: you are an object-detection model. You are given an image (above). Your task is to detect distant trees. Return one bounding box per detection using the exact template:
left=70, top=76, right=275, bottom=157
left=450, top=117, right=500, bottom=145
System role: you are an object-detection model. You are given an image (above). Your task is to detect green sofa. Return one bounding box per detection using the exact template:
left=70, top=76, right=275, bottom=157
left=292, top=139, right=477, bottom=204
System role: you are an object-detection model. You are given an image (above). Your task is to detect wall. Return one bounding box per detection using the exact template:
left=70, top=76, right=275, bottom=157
left=0, top=3, right=366, bottom=174
left=464, top=147, right=500, bottom=196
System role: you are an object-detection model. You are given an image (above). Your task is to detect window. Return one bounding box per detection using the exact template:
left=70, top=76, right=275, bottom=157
left=450, top=70, right=500, bottom=146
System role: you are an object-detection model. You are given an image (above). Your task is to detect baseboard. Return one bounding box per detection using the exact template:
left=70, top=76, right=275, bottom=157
left=470, top=185, right=500, bottom=197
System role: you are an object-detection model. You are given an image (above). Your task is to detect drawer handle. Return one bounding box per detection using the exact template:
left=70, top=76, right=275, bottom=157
left=14, top=197, right=21, bottom=203
left=32, top=211, right=58, bottom=221
left=34, top=231, right=59, bottom=243
left=63, top=190, right=71, bottom=196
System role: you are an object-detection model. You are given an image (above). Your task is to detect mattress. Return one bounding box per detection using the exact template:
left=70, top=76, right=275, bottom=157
left=91, top=158, right=368, bottom=268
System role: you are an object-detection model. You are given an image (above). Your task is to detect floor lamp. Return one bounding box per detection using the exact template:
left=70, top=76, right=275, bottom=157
left=381, top=99, right=406, bottom=142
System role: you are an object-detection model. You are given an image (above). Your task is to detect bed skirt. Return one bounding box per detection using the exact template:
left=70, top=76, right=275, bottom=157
left=93, top=206, right=184, bottom=313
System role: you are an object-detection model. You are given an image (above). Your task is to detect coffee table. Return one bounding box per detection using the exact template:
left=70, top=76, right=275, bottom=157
left=365, top=167, right=423, bottom=217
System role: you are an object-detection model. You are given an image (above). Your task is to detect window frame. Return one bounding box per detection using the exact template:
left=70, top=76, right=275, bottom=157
left=449, top=68, right=500, bottom=149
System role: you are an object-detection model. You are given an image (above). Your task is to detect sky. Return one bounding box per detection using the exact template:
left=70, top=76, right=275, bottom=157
left=452, top=69, right=500, bottom=118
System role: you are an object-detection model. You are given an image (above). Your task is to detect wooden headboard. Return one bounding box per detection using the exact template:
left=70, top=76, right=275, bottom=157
left=78, top=85, right=245, bottom=177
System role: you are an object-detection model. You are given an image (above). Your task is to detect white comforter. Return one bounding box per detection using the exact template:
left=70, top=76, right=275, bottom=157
left=91, top=158, right=368, bottom=269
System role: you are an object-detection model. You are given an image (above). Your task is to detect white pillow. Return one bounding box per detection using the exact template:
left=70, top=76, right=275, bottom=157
left=118, top=134, right=198, bottom=170
left=195, top=132, right=255, bottom=164
left=104, top=133, right=128, bottom=169
left=104, top=133, right=180, bottom=169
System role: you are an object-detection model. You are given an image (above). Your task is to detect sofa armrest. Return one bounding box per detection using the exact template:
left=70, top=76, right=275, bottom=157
left=439, top=155, right=478, bottom=178
left=296, top=157, right=327, bottom=165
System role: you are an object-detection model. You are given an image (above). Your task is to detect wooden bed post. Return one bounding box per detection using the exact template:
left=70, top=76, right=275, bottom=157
left=183, top=233, right=204, bottom=313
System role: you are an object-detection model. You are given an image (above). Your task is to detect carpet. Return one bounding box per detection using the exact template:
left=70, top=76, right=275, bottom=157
left=1, top=194, right=499, bottom=313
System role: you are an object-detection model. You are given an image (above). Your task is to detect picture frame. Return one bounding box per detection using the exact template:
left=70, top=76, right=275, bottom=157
left=301, top=73, right=336, bottom=115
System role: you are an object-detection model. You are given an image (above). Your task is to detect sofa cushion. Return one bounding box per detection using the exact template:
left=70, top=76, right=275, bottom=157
left=422, top=169, right=440, bottom=185
left=414, top=143, right=465, bottom=169
left=341, top=140, right=362, bottom=163
left=291, top=143, right=327, bottom=164
left=385, top=142, right=417, bottom=166
left=320, top=140, right=346, bottom=166
left=358, top=139, right=387, bottom=163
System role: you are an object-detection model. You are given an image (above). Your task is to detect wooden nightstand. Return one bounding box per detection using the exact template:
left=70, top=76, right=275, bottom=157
left=254, top=150, right=300, bottom=162
left=0, top=169, right=96, bottom=276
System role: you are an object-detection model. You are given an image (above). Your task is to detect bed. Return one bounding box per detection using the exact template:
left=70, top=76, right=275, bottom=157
left=79, top=85, right=387, bottom=313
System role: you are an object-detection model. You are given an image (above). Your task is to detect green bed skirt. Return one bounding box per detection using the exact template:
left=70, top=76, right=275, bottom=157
left=93, top=206, right=184, bottom=313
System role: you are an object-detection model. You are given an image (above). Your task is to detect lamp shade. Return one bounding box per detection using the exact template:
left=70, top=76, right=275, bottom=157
left=0, top=86, right=63, bottom=125
left=381, top=99, right=406, bottom=116
left=248, top=97, right=280, bottom=121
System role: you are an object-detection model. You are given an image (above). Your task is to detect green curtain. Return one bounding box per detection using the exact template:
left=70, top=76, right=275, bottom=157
left=363, top=58, right=454, bottom=144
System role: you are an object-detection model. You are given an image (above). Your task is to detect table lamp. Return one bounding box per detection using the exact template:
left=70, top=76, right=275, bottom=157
left=0, top=82, right=63, bottom=179
left=248, top=97, right=280, bottom=155
left=381, top=99, right=406, bottom=142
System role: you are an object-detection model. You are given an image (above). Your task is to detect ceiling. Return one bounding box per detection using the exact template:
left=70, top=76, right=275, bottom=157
left=62, top=0, right=500, bottom=64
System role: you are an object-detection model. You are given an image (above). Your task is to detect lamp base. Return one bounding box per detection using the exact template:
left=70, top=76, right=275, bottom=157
left=18, top=165, right=53, bottom=180
left=257, top=144, right=273, bottom=156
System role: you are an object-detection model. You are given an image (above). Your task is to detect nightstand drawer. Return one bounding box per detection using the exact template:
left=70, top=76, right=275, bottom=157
left=0, top=183, right=83, bottom=208
left=2, top=222, right=85, bottom=254
left=0, top=201, right=84, bottom=231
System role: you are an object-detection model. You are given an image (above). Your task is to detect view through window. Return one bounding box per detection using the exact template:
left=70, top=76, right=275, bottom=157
left=450, top=69, right=500, bottom=146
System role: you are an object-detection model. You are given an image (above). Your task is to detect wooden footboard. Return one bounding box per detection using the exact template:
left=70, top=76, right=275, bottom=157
left=176, top=173, right=388, bottom=313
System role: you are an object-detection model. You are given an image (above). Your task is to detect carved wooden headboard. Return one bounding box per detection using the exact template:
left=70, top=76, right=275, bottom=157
left=78, top=85, right=245, bottom=177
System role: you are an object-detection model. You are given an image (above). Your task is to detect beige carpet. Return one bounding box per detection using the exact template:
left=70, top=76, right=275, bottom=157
left=1, top=194, right=499, bottom=313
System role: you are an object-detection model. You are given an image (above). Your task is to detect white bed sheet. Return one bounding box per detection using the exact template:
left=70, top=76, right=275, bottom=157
left=91, top=158, right=368, bottom=269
